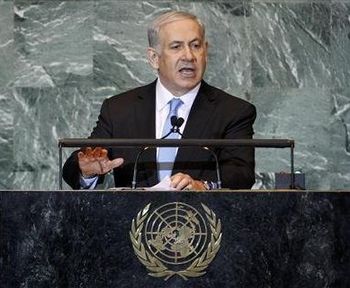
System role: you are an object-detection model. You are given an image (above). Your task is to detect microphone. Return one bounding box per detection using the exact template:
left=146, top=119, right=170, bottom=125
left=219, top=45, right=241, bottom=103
left=174, top=117, right=184, bottom=133
left=162, top=116, right=184, bottom=139
left=131, top=116, right=184, bottom=189
left=170, top=115, right=177, bottom=127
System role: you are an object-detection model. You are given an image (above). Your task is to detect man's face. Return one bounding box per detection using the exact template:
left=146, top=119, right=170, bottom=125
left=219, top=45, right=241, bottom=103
left=148, top=18, right=208, bottom=96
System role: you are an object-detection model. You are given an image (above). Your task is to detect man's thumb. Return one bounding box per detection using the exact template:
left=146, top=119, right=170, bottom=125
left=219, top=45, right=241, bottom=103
left=110, top=158, right=124, bottom=169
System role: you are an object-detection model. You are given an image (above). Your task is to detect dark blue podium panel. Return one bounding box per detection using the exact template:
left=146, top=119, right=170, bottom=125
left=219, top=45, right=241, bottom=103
left=1, top=190, right=349, bottom=288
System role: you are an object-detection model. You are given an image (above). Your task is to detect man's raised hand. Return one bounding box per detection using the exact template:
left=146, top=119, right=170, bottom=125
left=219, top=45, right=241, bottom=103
left=78, top=147, right=124, bottom=177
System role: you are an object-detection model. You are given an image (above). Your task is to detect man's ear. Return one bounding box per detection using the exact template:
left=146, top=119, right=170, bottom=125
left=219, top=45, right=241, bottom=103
left=147, top=47, right=159, bottom=70
left=204, top=41, right=208, bottom=62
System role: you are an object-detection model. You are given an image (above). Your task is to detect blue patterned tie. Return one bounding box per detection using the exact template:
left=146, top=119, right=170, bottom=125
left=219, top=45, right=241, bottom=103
left=158, top=98, right=183, bottom=181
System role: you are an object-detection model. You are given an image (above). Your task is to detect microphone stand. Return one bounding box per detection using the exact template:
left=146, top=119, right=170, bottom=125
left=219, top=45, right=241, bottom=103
left=131, top=117, right=223, bottom=190
left=131, top=117, right=184, bottom=189
left=202, top=146, right=222, bottom=189
left=131, top=147, right=150, bottom=189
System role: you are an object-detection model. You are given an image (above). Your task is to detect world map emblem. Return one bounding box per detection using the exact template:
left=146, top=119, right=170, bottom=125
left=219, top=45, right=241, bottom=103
left=129, top=202, right=222, bottom=280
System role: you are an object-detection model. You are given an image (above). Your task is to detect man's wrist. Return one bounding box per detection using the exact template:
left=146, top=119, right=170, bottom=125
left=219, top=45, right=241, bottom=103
left=79, top=173, right=98, bottom=190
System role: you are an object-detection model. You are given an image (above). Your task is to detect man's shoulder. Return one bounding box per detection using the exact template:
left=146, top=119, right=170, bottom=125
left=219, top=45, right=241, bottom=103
left=201, top=81, right=255, bottom=109
left=105, top=81, right=156, bottom=104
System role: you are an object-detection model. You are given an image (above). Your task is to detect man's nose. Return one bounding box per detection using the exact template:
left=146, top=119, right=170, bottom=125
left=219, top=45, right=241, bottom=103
left=182, top=46, right=195, bottom=61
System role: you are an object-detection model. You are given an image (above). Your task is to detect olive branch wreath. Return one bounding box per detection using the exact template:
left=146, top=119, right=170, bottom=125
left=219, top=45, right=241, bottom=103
left=129, top=203, right=222, bottom=281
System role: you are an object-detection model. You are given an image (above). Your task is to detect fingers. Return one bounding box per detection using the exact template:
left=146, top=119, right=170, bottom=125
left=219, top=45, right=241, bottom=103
left=79, top=147, right=108, bottom=161
left=171, top=173, right=191, bottom=189
left=81, top=147, right=107, bottom=158
left=100, top=158, right=124, bottom=174
left=170, top=173, right=206, bottom=191
left=78, top=146, right=124, bottom=176
left=191, top=180, right=206, bottom=191
left=110, top=158, right=124, bottom=169
left=169, top=173, right=193, bottom=191
left=77, top=151, right=85, bottom=160
left=93, top=147, right=108, bottom=158
left=85, top=147, right=93, bottom=157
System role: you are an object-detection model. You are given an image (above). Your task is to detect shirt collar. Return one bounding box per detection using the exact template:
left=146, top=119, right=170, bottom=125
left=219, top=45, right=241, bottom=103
left=156, top=78, right=201, bottom=112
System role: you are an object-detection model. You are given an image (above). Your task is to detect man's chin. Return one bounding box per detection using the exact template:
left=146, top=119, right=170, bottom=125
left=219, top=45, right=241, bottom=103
left=173, top=83, right=200, bottom=96
left=177, top=76, right=201, bottom=86
left=162, top=77, right=201, bottom=96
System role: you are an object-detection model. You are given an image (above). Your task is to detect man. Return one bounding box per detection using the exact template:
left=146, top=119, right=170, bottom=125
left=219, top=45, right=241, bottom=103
left=63, top=11, right=256, bottom=190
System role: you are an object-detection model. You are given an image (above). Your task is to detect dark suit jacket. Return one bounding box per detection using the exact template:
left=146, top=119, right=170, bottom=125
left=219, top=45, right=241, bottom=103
left=63, top=80, right=256, bottom=189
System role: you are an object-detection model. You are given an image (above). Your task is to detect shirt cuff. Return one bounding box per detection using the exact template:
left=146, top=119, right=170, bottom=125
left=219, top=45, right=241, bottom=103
left=80, top=174, right=98, bottom=189
left=201, top=181, right=218, bottom=190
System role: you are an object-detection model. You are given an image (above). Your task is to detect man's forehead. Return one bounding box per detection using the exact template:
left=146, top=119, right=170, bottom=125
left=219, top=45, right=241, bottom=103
left=162, top=18, right=202, bottom=31
left=159, top=19, right=204, bottom=40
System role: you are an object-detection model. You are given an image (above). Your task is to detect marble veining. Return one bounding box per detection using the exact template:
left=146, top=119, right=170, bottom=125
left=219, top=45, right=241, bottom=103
left=0, top=1, right=348, bottom=189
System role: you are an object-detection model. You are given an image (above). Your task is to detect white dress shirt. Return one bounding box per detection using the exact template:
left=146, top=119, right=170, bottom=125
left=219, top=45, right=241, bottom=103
left=155, top=78, right=200, bottom=139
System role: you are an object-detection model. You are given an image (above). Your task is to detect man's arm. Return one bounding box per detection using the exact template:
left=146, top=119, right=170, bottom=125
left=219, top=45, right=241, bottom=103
left=63, top=147, right=123, bottom=190
left=219, top=103, right=256, bottom=189
left=63, top=98, right=124, bottom=190
left=63, top=150, right=84, bottom=189
left=169, top=103, right=256, bottom=191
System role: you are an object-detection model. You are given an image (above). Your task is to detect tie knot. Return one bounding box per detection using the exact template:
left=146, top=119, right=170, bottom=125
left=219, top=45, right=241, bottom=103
left=169, top=98, right=183, bottom=116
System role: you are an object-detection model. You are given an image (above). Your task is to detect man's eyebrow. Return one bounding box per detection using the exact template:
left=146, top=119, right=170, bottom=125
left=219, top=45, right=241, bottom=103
left=169, top=38, right=202, bottom=45
left=189, top=38, right=201, bottom=43
left=169, top=40, right=183, bottom=45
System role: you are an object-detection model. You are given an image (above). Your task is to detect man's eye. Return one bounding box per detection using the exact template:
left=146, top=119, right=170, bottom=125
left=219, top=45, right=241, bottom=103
left=191, top=43, right=201, bottom=49
left=170, top=45, right=181, bottom=50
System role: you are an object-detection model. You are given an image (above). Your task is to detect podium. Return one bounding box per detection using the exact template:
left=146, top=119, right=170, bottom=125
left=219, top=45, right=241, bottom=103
left=1, top=190, right=349, bottom=287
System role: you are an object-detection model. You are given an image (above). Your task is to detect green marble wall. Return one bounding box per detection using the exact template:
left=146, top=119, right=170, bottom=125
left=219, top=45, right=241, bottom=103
left=0, top=0, right=349, bottom=190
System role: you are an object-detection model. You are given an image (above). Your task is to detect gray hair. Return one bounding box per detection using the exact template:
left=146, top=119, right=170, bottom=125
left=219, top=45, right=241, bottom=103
left=147, top=11, right=206, bottom=49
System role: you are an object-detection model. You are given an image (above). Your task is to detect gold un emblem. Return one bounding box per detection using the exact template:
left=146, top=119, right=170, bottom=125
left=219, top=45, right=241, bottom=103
left=129, top=202, right=222, bottom=280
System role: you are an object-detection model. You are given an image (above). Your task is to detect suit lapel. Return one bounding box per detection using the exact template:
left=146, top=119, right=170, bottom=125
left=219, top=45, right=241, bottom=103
left=133, top=80, right=158, bottom=186
left=133, top=81, right=156, bottom=138
left=174, top=81, right=217, bottom=167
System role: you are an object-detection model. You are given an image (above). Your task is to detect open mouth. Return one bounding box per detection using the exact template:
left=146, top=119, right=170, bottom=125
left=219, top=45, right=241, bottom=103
left=179, top=67, right=195, bottom=77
